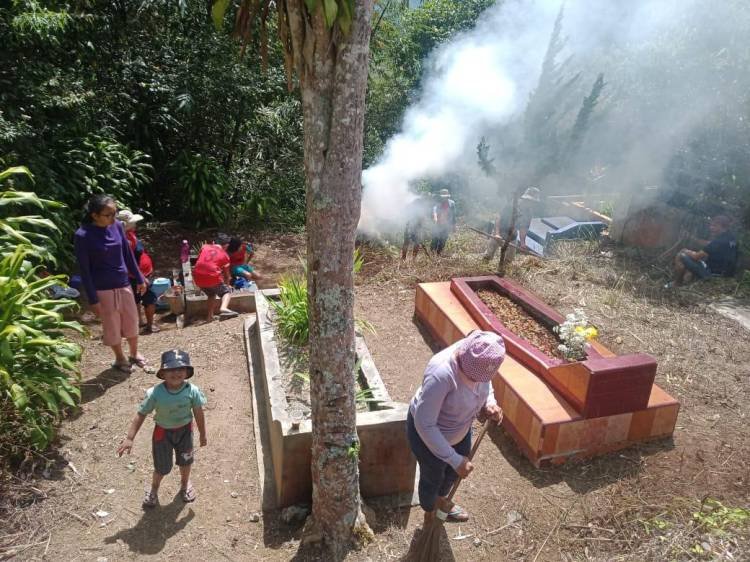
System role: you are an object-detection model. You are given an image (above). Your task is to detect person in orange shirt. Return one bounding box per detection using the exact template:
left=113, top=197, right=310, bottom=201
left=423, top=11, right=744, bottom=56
left=192, top=234, right=238, bottom=322
left=117, top=210, right=160, bottom=334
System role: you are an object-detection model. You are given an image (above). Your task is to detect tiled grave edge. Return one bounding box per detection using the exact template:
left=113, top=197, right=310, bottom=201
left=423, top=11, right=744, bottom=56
left=450, top=276, right=658, bottom=417
left=415, top=281, right=679, bottom=468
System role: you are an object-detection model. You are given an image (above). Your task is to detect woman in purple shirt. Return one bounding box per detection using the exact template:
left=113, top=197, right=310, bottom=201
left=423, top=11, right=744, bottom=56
left=407, top=330, right=505, bottom=527
left=75, top=195, right=147, bottom=373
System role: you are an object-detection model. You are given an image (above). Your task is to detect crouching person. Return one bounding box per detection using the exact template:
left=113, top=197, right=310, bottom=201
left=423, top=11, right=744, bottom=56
left=118, top=350, right=207, bottom=508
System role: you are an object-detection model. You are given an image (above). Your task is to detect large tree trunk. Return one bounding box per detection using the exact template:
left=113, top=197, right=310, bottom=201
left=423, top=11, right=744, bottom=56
left=285, top=1, right=374, bottom=558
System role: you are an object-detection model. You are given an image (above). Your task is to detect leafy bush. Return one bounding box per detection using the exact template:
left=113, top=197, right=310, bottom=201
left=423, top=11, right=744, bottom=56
left=47, top=135, right=152, bottom=210
left=0, top=168, right=66, bottom=264
left=171, top=151, right=230, bottom=227
left=0, top=247, right=83, bottom=454
left=231, top=99, right=305, bottom=228
left=0, top=167, right=83, bottom=458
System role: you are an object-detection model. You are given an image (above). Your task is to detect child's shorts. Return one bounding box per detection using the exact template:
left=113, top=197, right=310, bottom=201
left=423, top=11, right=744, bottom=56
left=152, top=423, right=193, bottom=475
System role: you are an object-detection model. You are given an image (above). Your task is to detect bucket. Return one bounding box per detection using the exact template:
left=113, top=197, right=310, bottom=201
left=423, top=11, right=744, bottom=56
left=151, top=277, right=171, bottom=298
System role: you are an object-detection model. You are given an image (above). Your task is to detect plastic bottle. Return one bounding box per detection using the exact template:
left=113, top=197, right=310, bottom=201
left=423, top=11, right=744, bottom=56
left=180, top=240, right=190, bottom=263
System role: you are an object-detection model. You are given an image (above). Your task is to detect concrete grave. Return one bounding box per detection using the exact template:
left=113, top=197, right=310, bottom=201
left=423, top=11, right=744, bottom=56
left=244, top=291, right=416, bottom=509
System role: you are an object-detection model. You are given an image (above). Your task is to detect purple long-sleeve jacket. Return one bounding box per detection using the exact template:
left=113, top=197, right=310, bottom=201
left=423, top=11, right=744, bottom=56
left=74, top=221, right=144, bottom=305
left=410, top=340, right=497, bottom=469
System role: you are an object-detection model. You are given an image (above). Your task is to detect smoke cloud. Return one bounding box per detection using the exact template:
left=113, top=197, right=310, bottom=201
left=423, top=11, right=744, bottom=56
left=359, top=0, right=750, bottom=236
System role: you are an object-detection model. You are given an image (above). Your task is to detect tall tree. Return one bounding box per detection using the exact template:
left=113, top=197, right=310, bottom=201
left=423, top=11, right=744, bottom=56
left=216, top=1, right=375, bottom=557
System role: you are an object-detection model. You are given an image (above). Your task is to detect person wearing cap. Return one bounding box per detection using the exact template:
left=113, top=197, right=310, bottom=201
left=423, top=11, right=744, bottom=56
left=117, top=350, right=207, bottom=507
left=192, top=235, right=239, bottom=321
left=117, top=209, right=159, bottom=334
left=74, top=195, right=147, bottom=373
left=431, top=188, right=457, bottom=256
left=483, top=186, right=541, bottom=261
left=407, top=330, right=505, bottom=527
left=666, top=215, right=738, bottom=288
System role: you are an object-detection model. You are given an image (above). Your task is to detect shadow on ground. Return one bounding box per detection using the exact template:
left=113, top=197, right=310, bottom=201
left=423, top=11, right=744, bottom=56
left=104, top=494, right=194, bottom=555
left=78, top=367, right=132, bottom=405
left=488, top=425, right=676, bottom=494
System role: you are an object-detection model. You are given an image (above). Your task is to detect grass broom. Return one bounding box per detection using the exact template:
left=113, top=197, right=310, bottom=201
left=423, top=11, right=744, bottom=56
left=412, top=419, right=492, bottom=562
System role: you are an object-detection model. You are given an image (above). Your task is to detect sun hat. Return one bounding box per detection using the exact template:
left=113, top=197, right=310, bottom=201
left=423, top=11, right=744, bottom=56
left=438, top=188, right=451, bottom=199
left=116, top=209, right=144, bottom=226
left=157, top=349, right=194, bottom=379
left=520, top=187, right=541, bottom=202
left=456, top=331, right=506, bottom=383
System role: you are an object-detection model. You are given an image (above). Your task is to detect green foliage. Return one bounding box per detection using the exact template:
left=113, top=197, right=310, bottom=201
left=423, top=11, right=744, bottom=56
left=171, top=151, right=230, bottom=227
left=0, top=248, right=83, bottom=454
left=293, top=356, right=381, bottom=409
left=693, top=499, right=750, bottom=534
left=0, top=168, right=67, bottom=266
left=231, top=99, right=305, bottom=228
left=346, top=439, right=360, bottom=460
left=2, top=0, right=301, bottom=233
left=51, top=135, right=153, bottom=208
left=272, top=250, right=371, bottom=346
left=10, top=1, right=72, bottom=45
left=271, top=273, right=309, bottom=345
left=0, top=171, right=83, bottom=457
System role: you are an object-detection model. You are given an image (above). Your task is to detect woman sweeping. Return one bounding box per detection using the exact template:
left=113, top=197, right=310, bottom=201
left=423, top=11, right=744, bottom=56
left=75, top=194, right=147, bottom=373
left=407, top=330, right=505, bottom=527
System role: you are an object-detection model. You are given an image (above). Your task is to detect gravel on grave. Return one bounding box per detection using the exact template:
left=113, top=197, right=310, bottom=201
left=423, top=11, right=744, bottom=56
left=476, top=288, right=564, bottom=359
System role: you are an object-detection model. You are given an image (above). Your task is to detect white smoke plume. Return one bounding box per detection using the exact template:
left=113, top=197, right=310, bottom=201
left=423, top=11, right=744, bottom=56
left=359, top=0, right=750, bottom=236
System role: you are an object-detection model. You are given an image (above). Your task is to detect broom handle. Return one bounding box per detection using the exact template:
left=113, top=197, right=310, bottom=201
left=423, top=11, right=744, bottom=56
left=443, top=420, right=492, bottom=504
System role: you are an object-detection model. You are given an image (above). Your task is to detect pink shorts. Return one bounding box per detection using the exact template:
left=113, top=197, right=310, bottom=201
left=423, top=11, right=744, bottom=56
left=97, top=286, right=139, bottom=346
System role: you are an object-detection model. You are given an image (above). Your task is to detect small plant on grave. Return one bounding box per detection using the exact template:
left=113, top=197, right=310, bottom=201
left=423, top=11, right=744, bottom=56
left=293, top=357, right=383, bottom=409
left=271, top=272, right=309, bottom=346
left=272, top=253, right=374, bottom=346
left=553, top=308, right=598, bottom=361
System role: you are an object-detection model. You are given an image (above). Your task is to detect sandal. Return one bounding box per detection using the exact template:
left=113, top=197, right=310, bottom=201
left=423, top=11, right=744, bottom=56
left=112, top=361, right=132, bottom=374
left=129, top=355, right=148, bottom=369
left=180, top=483, right=196, bottom=503
left=142, top=489, right=158, bottom=508
left=445, top=504, right=469, bottom=523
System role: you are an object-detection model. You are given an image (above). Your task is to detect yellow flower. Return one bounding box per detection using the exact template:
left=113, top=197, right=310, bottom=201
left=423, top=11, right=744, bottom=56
left=584, top=327, right=598, bottom=340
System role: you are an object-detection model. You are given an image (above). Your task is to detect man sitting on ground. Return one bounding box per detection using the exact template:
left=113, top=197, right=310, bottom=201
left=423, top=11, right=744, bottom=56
left=667, top=215, right=738, bottom=288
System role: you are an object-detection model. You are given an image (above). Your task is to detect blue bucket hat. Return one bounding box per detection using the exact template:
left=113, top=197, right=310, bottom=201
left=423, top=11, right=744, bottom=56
left=157, top=349, right=194, bottom=379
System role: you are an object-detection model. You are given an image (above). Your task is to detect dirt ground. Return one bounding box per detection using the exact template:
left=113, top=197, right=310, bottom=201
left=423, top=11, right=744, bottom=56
left=2, top=229, right=749, bottom=561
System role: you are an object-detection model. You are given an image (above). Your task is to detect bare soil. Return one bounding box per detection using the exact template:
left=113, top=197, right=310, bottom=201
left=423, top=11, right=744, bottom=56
left=476, top=288, right=563, bottom=359
left=3, top=227, right=750, bottom=561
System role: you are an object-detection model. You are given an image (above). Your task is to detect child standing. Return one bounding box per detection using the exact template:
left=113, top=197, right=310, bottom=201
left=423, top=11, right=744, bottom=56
left=117, top=350, right=207, bottom=508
